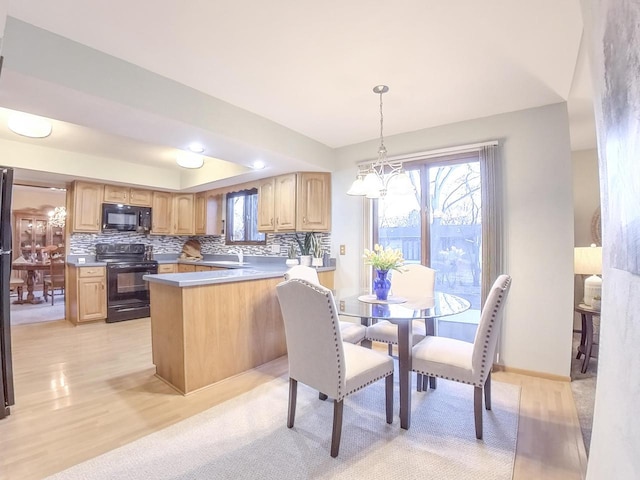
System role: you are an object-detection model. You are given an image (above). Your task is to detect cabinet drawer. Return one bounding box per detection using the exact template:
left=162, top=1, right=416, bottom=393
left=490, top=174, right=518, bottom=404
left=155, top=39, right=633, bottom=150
left=157, top=264, right=177, bottom=274
left=78, top=266, right=106, bottom=278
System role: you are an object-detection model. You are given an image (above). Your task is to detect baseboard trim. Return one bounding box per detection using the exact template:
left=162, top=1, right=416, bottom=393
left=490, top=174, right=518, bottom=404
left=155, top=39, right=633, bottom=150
left=493, top=364, right=570, bottom=382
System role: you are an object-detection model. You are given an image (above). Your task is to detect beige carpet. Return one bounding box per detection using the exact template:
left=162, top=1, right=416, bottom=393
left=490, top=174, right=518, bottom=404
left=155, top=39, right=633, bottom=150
left=46, top=374, right=520, bottom=480
left=10, top=291, right=65, bottom=326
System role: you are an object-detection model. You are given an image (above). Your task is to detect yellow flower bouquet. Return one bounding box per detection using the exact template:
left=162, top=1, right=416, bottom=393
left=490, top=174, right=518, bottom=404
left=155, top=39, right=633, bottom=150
left=363, top=244, right=405, bottom=272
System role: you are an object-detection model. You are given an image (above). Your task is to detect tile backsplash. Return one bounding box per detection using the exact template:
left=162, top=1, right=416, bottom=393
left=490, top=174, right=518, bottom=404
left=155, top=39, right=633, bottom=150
left=69, top=231, right=331, bottom=257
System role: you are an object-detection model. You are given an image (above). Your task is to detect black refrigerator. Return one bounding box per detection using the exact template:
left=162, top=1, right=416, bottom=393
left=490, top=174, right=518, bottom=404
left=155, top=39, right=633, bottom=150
left=0, top=166, right=14, bottom=419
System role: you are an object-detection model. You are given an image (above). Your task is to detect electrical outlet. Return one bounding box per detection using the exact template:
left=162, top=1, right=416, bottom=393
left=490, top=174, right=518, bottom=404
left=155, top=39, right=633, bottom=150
left=339, top=300, right=345, bottom=311
left=340, top=244, right=346, bottom=255
left=78, top=257, right=86, bottom=264
left=270, top=244, right=280, bottom=254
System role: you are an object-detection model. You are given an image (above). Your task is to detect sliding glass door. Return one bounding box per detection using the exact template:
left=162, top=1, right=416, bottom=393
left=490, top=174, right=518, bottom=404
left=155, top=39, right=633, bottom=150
left=374, top=153, right=482, bottom=324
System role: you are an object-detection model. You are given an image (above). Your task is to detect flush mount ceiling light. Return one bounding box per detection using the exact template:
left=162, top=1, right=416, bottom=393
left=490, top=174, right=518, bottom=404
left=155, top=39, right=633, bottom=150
left=7, top=112, right=53, bottom=138
left=347, top=85, right=414, bottom=199
left=176, top=151, right=204, bottom=169
left=188, top=143, right=205, bottom=153
left=252, top=160, right=266, bottom=170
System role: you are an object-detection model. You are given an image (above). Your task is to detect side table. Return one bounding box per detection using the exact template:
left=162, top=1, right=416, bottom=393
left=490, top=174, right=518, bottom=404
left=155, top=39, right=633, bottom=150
left=575, top=303, right=600, bottom=373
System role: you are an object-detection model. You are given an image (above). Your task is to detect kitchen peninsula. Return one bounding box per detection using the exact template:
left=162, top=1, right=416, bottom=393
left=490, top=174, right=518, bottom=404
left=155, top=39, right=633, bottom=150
left=144, top=261, right=334, bottom=395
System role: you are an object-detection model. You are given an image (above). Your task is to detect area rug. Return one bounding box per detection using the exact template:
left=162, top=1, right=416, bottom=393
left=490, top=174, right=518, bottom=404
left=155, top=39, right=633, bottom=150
left=10, top=291, right=65, bottom=326
left=46, top=375, right=520, bottom=480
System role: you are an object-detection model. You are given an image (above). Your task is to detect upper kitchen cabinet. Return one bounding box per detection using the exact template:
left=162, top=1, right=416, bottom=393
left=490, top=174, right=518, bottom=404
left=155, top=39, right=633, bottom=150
left=104, top=185, right=152, bottom=207
left=173, top=193, right=195, bottom=235
left=71, top=181, right=103, bottom=233
left=195, top=191, right=224, bottom=236
left=258, top=173, right=296, bottom=232
left=296, top=172, right=331, bottom=232
left=257, top=172, right=331, bottom=233
left=151, top=192, right=195, bottom=235
left=151, top=192, right=172, bottom=234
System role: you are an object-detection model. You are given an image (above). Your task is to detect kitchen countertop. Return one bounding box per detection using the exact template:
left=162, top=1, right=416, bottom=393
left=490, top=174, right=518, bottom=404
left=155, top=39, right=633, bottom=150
left=144, top=263, right=334, bottom=288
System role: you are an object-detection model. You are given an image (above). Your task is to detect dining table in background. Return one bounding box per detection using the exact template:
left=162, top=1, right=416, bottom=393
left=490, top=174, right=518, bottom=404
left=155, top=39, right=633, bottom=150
left=11, top=261, right=52, bottom=304
left=338, top=291, right=471, bottom=430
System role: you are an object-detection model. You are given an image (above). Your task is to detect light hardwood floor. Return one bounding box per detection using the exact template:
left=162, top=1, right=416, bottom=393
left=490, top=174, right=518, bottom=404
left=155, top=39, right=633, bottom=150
left=0, top=319, right=587, bottom=480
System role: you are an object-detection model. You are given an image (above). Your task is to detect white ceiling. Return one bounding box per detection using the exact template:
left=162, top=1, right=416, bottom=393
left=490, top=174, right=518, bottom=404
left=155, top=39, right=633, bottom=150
left=0, top=0, right=594, bottom=187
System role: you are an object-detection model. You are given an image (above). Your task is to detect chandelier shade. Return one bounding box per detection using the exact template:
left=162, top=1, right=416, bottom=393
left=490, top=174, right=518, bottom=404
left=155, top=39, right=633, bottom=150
left=347, top=85, right=415, bottom=199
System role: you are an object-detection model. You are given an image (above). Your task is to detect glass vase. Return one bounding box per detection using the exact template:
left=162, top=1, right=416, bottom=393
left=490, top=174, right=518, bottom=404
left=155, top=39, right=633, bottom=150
left=373, top=269, right=391, bottom=301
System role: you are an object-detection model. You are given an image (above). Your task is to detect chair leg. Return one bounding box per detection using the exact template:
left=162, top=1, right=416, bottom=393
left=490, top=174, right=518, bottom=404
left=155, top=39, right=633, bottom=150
left=331, top=399, right=344, bottom=458
left=474, top=386, right=483, bottom=439
left=287, top=378, right=297, bottom=428
left=51, top=288, right=55, bottom=305
left=17, top=286, right=23, bottom=302
left=43, top=284, right=49, bottom=301
left=385, top=373, right=394, bottom=424
left=319, top=392, right=328, bottom=401
left=417, top=373, right=423, bottom=392
left=387, top=343, right=393, bottom=356
left=484, top=371, right=492, bottom=410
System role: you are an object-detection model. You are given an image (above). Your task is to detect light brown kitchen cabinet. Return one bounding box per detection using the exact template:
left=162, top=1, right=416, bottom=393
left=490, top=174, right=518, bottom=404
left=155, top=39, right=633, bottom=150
left=258, top=172, right=331, bottom=233
left=296, top=172, right=331, bottom=232
left=258, top=174, right=297, bottom=232
left=67, top=266, right=107, bottom=324
left=103, top=186, right=152, bottom=207
left=71, top=181, right=103, bottom=233
left=103, top=185, right=129, bottom=204
left=157, top=263, right=177, bottom=274
left=257, top=178, right=276, bottom=231
left=151, top=192, right=172, bottom=234
left=173, top=193, right=195, bottom=235
left=195, top=191, right=224, bottom=236
left=178, top=264, right=196, bottom=273
left=129, top=188, right=153, bottom=207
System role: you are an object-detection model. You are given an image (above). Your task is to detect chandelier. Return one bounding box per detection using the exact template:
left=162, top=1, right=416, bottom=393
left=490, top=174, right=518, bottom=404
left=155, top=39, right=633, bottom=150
left=48, top=206, right=66, bottom=227
left=347, top=85, right=414, bottom=199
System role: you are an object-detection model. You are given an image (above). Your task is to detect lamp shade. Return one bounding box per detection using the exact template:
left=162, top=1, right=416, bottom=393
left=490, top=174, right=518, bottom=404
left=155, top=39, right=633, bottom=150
left=574, top=245, right=603, bottom=307
left=574, top=246, right=602, bottom=274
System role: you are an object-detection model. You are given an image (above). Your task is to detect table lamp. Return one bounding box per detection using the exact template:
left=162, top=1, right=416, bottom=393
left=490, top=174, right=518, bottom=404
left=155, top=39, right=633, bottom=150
left=574, top=244, right=603, bottom=307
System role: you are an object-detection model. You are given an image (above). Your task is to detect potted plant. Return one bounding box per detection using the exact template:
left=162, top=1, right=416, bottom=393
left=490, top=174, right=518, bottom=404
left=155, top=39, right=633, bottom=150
left=296, top=232, right=317, bottom=267
left=285, top=244, right=299, bottom=266
left=312, top=241, right=324, bottom=267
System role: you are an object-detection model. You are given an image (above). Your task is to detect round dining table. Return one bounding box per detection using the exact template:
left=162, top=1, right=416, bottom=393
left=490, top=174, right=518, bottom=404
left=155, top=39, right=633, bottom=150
left=337, top=291, right=471, bottom=430
left=11, top=261, right=52, bottom=304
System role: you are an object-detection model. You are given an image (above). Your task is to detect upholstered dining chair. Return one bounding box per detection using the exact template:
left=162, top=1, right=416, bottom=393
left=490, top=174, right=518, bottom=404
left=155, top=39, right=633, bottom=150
left=411, top=274, right=512, bottom=439
left=365, top=264, right=437, bottom=354
left=276, top=279, right=394, bottom=457
left=284, top=265, right=366, bottom=344
left=43, top=258, right=65, bottom=305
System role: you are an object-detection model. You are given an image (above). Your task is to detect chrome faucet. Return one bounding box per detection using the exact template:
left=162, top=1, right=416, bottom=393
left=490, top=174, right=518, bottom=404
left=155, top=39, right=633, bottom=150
left=236, top=250, right=244, bottom=264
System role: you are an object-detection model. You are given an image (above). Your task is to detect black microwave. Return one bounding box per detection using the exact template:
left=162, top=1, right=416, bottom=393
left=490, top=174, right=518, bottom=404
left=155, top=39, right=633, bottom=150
left=102, top=203, right=152, bottom=232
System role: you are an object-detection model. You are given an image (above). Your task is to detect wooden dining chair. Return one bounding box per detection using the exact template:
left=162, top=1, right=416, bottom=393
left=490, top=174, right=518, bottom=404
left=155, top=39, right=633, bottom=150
left=411, top=274, right=512, bottom=439
left=276, top=279, right=394, bottom=457
left=43, top=258, right=65, bottom=305
left=284, top=265, right=366, bottom=344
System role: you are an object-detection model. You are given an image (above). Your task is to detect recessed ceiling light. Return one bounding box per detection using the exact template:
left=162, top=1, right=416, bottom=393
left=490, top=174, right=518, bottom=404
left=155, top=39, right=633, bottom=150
left=176, top=151, right=204, bottom=169
left=188, top=143, right=205, bottom=153
left=252, top=160, right=266, bottom=170
left=8, top=112, right=52, bottom=138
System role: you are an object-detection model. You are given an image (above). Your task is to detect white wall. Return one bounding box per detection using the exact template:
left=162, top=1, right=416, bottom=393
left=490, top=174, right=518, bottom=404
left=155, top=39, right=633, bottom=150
left=583, top=0, right=640, bottom=477
left=572, top=148, right=600, bottom=247
left=333, top=103, right=575, bottom=377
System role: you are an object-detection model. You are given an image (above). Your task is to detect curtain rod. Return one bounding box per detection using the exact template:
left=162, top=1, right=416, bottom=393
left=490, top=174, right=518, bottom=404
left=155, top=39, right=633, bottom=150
left=357, top=140, right=499, bottom=167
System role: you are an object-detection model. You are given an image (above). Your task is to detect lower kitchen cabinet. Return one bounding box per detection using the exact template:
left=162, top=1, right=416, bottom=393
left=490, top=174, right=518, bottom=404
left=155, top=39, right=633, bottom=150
left=67, top=266, right=107, bottom=324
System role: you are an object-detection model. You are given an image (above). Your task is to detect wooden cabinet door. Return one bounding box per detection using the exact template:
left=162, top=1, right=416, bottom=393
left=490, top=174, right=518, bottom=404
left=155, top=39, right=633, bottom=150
left=73, top=182, right=103, bottom=232
left=151, top=192, right=172, bottom=234
left=129, top=188, right=153, bottom=207
left=274, top=173, right=297, bottom=232
left=78, top=276, right=106, bottom=322
left=103, top=185, right=129, bottom=204
left=297, top=172, right=331, bottom=232
left=195, top=192, right=207, bottom=235
left=178, top=264, right=196, bottom=273
left=173, top=193, right=195, bottom=235
left=257, top=178, right=275, bottom=232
